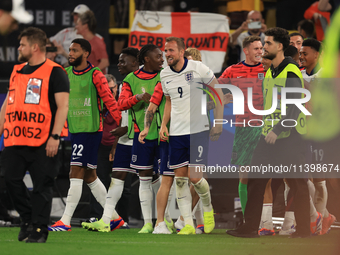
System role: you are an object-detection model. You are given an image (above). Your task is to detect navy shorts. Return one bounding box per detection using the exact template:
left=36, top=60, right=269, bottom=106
left=159, top=141, right=173, bottom=176
left=169, top=131, right=209, bottom=170
left=130, top=132, right=159, bottom=172
left=112, top=143, right=135, bottom=174
left=70, top=132, right=102, bottom=169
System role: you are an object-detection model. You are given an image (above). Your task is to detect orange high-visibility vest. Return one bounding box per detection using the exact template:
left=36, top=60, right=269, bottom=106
left=4, top=59, right=61, bottom=147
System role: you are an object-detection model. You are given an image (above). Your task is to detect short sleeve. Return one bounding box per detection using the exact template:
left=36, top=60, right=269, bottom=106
left=161, top=80, right=169, bottom=96
left=49, top=66, right=70, bottom=94
left=160, top=72, right=169, bottom=96
left=94, top=37, right=108, bottom=60
left=197, top=62, right=215, bottom=85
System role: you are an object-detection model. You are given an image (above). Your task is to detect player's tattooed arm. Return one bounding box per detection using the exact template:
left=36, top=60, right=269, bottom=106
left=144, top=105, right=157, bottom=129
left=207, top=100, right=215, bottom=111
left=139, top=102, right=158, bottom=144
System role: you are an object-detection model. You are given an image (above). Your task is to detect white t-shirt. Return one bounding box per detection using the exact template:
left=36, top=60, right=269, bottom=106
left=117, top=84, right=133, bottom=146
left=237, top=31, right=266, bottom=62
left=50, top=28, right=103, bottom=66
left=161, top=59, right=215, bottom=136
left=50, top=27, right=83, bottom=66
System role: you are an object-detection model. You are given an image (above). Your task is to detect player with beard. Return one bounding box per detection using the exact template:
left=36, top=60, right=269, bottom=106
left=117, top=44, right=164, bottom=234
left=0, top=27, right=69, bottom=242
left=219, top=35, right=265, bottom=225
left=49, top=38, right=121, bottom=231
left=227, top=27, right=311, bottom=238
left=160, top=37, right=224, bottom=235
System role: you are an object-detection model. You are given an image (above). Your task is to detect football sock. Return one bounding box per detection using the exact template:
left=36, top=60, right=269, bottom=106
left=102, top=178, right=124, bottom=224
left=284, top=182, right=290, bottom=206
left=175, top=177, right=194, bottom=227
left=282, top=211, right=295, bottom=230
left=238, top=182, right=247, bottom=215
left=314, top=180, right=329, bottom=217
left=193, top=178, right=213, bottom=212
left=139, top=176, right=153, bottom=225
left=87, top=177, right=107, bottom=208
left=307, top=179, right=316, bottom=203
left=310, top=196, right=318, bottom=222
left=60, top=178, right=83, bottom=226
left=260, top=203, right=273, bottom=230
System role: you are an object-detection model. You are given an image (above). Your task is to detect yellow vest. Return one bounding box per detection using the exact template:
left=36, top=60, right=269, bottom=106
left=262, top=63, right=307, bottom=139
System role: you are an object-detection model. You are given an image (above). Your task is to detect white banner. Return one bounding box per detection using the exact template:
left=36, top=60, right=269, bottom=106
left=129, top=11, right=230, bottom=73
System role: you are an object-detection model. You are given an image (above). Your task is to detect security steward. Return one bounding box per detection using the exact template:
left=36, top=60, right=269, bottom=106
left=0, top=27, right=69, bottom=243
left=227, top=27, right=310, bottom=238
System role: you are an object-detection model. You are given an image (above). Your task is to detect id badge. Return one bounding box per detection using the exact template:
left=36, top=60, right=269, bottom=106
left=25, top=78, right=42, bottom=104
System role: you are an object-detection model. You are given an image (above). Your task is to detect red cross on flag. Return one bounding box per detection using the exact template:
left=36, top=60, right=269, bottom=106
left=129, top=11, right=230, bottom=73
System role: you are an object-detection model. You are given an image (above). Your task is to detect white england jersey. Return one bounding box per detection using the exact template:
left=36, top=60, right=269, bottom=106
left=118, top=84, right=133, bottom=146
left=161, top=59, right=215, bottom=136
left=301, top=68, right=322, bottom=83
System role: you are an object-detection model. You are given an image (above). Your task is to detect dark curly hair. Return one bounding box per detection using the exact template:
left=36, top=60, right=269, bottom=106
left=302, top=38, right=321, bottom=52
left=121, top=47, right=139, bottom=60
left=265, top=27, right=290, bottom=51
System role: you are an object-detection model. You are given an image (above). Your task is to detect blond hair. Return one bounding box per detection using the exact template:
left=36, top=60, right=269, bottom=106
left=184, top=47, right=202, bottom=61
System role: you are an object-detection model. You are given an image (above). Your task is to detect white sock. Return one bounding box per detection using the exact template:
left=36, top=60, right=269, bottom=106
left=152, top=175, right=161, bottom=197
left=314, top=180, right=329, bottom=218
left=194, top=199, right=204, bottom=226
left=139, top=176, right=153, bottom=225
left=175, top=177, right=194, bottom=227
left=102, top=178, right=124, bottom=224
left=282, top=211, right=295, bottom=230
left=260, top=203, right=273, bottom=230
left=310, top=196, right=319, bottom=222
left=192, top=178, right=213, bottom=212
left=307, top=180, right=316, bottom=203
left=60, top=178, right=83, bottom=226
left=164, top=182, right=174, bottom=223
left=87, top=177, right=107, bottom=208
left=284, top=182, right=290, bottom=206
left=176, top=216, right=184, bottom=225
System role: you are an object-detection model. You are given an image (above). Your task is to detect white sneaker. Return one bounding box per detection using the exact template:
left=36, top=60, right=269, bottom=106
left=279, top=224, right=296, bottom=235
left=174, top=218, right=185, bottom=232
left=153, top=221, right=172, bottom=234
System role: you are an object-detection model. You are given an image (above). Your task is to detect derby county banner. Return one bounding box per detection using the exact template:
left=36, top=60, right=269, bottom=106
left=129, top=11, right=229, bottom=73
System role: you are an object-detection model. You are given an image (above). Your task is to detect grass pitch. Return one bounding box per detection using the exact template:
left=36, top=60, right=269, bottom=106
left=1, top=227, right=339, bottom=255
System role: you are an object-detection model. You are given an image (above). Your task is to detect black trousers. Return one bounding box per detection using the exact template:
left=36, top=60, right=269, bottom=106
left=1, top=145, right=59, bottom=229
left=244, top=129, right=310, bottom=234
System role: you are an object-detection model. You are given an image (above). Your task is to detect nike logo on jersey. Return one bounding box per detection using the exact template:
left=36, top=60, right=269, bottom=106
left=237, top=76, right=244, bottom=78
left=178, top=196, right=186, bottom=200
left=196, top=159, right=203, bottom=162
left=166, top=80, right=173, bottom=84
left=72, top=157, right=80, bottom=160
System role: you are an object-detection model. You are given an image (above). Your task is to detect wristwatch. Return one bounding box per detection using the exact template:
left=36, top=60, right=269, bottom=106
left=50, top=134, right=60, bottom=140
